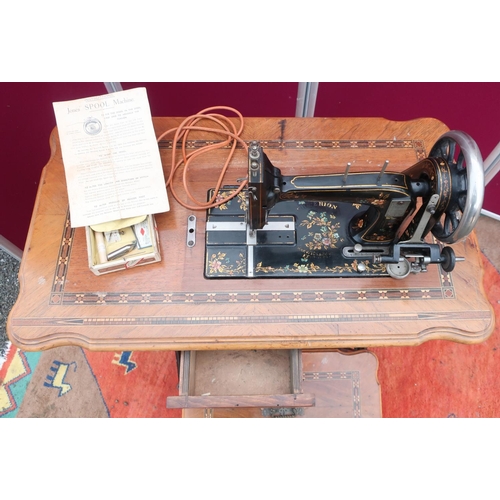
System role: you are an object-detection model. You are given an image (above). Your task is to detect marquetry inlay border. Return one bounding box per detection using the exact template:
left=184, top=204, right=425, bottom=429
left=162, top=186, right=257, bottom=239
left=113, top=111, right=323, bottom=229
left=303, top=369, right=361, bottom=417
left=19, top=309, right=491, bottom=329
left=158, top=138, right=427, bottom=159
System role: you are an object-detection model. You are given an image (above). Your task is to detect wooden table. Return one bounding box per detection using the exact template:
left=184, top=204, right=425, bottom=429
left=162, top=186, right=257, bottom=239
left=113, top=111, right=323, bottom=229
left=7, top=117, right=495, bottom=352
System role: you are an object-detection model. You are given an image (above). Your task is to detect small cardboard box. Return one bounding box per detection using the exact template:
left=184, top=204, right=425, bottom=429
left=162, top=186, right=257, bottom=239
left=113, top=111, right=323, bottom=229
left=85, top=214, right=161, bottom=276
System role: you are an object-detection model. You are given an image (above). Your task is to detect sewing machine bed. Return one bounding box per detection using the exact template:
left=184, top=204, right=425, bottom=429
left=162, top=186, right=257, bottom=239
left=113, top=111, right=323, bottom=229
left=205, top=188, right=393, bottom=278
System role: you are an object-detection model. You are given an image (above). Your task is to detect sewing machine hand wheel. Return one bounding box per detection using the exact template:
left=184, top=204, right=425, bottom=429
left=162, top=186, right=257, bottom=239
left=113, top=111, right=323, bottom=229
left=428, top=130, right=484, bottom=244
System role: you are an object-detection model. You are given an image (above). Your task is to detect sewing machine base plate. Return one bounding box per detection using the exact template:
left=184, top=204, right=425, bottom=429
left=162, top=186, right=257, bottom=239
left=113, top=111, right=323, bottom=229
left=204, top=188, right=393, bottom=279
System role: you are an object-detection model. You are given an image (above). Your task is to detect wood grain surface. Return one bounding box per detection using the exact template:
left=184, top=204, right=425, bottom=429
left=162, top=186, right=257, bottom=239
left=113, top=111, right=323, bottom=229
left=7, top=117, right=495, bottom=351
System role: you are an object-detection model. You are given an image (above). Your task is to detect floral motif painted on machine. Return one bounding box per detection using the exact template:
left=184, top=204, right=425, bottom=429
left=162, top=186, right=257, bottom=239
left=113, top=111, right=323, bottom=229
left=299, top=210, right=341, bottom=251
left=207, top=252, right=246, bottom=276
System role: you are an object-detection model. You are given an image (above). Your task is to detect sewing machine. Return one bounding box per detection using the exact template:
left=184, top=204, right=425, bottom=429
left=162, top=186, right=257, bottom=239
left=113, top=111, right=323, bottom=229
left=205, top=131, right=484, bottom=280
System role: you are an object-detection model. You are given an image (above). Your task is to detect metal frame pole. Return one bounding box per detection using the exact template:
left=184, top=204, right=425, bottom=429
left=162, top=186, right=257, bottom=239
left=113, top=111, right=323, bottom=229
left=296, top=82, right=319, bottom=117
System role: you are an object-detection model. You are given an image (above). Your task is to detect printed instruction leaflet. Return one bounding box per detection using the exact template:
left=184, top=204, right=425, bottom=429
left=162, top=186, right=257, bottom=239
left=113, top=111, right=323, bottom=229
left=53, top=87, right=170, bottom=228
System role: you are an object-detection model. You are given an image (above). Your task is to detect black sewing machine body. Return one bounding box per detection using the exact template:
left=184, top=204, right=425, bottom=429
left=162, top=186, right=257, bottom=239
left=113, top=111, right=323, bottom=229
left=204, top=131, right=484, bottom=279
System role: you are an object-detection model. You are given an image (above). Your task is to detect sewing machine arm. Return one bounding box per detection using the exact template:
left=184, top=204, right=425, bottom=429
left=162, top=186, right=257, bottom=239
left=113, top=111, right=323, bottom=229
left=244, top=131, right=484, bottom=278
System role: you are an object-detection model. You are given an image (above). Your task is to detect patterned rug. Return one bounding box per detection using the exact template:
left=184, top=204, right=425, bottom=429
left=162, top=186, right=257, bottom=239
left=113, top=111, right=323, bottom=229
left=1, top=252, right=499, bottom=418
left=0, top=344, right=181, bottom=418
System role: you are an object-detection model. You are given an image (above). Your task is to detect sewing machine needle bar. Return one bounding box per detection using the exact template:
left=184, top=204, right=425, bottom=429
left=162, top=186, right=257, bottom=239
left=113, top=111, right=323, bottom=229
left=377, top=160, right=390, bottom=185
left=343, top=162, right=351, bottom=184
